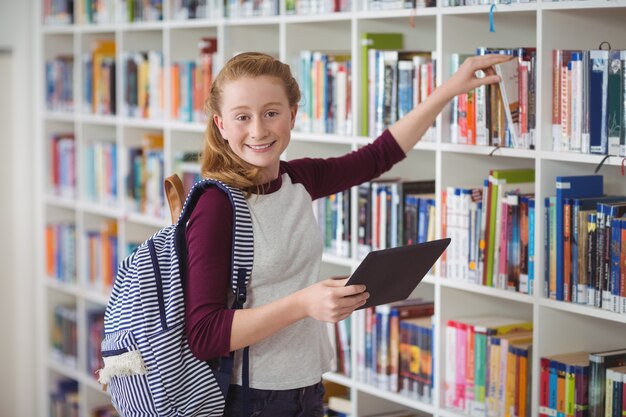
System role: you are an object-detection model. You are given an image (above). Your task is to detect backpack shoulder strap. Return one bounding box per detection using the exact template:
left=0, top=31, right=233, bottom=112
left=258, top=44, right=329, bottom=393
left=175, top=179, right=254, bottom=306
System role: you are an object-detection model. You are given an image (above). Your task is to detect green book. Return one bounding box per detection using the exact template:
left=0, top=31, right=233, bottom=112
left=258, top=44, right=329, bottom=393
left=360, top=32, right=403, bottom=137
left=485, top=168, right=535, bottom=288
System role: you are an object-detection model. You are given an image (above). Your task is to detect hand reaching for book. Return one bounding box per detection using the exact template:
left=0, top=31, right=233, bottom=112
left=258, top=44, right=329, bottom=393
left=443, top=53, right=514, bottom=99
left=298, top=277, right=369, bottom=323
left=389, top=52, right=513, bottom=153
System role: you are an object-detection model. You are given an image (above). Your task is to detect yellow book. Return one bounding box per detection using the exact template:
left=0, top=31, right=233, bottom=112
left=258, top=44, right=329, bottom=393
left=91, top=39, right=116, bottom=113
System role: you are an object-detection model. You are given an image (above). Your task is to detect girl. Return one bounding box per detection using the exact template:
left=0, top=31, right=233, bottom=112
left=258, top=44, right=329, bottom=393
left=185, top=51, right=512, bottom=417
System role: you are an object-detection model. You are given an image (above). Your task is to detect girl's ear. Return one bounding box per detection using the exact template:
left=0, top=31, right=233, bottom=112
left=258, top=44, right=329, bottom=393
left=213, top=114, right=226, bottom=137
left=290, top=106, right=298, bottom=129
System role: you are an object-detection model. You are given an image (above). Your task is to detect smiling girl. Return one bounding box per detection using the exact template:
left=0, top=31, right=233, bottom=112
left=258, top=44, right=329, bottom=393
left=184, top=51, right=512, bottom=417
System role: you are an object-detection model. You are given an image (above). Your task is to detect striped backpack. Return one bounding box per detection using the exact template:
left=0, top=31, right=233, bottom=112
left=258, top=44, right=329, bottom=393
left=98, top=179, right=253, bottom=417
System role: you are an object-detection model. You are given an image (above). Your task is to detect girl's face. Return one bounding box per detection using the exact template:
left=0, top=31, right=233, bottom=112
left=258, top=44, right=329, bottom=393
left=213, top=75, right=297, bottom=183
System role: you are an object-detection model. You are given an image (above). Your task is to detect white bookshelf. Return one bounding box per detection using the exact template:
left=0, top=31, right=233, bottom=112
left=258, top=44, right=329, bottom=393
left=36, top=0, right=626, bottom=416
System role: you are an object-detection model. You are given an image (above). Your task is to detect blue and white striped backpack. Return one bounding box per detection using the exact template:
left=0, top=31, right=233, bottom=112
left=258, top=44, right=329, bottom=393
left=98, top=179, right=253, bottom=417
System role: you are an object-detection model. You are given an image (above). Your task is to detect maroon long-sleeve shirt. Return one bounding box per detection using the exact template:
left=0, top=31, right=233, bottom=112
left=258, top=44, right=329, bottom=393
left=184, top=130, right=406, bottom=361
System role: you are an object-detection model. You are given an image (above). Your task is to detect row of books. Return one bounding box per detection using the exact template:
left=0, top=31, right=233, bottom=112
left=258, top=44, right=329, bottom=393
left=286, top=0, right=351, bottom=14
left=544, top=174, right=626, bottom=314
left=451, top=48, right=537, bottom=150
left=357, top=299, right=435, bottom=402
left=172, top=37, right=218, bottom=123
left=45, top=222, right=77, bottom=283
left=50, top=304, right=78, bottom=367
left=357, top=179, right=436, bottom=259
left=368, top=48, right=436, bottom=138
left=444, top=316, right=533, bottom=417
left=83, top=39, right=117, bottom=115
left=85, top=219, right=119, bottom=293
left=126, top=133, right=165, bottom=217
left=45, top=218, right=143, bottom=289
left=49, top=132, right=76, bottom=199
left=297, top=51, right=353, bottom=136
left=122, top=50, right=164, bottom=120
left=45, top=55, right=74, bottom=112
left=172, top=0, right=221, bottom=20
left=84, top=139, right=118, bottom=206
left=552, top=49, right=626, bottom=157
left=364, top=0, right=435, bottom=10
left=225, top=0, right=279, bottom=17
left=86, top=309, right=105, bottom=379
left=44, top=0, right=164, bottom=25
left=312, top=178, right=437, bottom=260
left=442, top=0, right=534, bottom=6
left=50, top=378, right=78, bottom=417
left=173, top=151, right=202, bottom=195
left=315, top=190, right=352, bottom=258
left=48, top=131, right=201, bottom=219
left=53, top=0, right=533, bottom=24
left=331, top=315, right=352, bottom=377
left=442, top=168, right=536, bottom=294
left=539, top=347, right=626, bottom=417
left=50, top=377, right=120, bottom=417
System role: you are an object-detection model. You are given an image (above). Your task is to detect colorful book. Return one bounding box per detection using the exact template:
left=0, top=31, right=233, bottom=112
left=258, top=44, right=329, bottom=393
left=360, top=33, right=403, bottom=136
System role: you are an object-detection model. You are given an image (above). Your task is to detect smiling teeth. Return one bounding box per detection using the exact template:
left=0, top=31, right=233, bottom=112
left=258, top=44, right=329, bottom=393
left=249, top=143, right=273, bottom=150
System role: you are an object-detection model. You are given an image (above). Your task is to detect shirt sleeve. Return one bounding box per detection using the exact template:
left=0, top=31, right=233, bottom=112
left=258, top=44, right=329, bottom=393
left=283, top=129, right=406, bottom=200
left=184, top=187, right=235, bottom=361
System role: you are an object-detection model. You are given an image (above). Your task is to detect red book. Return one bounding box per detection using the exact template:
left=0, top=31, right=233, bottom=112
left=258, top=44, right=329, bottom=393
left=563, top=198, right=572, bottom=302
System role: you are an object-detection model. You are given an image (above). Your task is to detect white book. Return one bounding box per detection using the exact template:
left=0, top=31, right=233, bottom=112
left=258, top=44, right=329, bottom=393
left=495, top=59, right=521, bottom=148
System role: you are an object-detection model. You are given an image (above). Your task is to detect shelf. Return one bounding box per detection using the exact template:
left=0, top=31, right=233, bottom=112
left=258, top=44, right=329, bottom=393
left=37, top=2, right=626, bottom=417
left=538, top=297, right=626, bottom=325
left=354, top=380, right=437, bottom=415
left=438, top=277, right=535, bottom=304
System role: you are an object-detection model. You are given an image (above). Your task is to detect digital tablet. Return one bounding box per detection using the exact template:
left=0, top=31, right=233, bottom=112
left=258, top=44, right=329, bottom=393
left=346, top=238, right=451, bottom=309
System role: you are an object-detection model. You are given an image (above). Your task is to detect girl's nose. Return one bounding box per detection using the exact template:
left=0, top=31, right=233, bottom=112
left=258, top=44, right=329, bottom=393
left=250, top=118, right=269, bottom=139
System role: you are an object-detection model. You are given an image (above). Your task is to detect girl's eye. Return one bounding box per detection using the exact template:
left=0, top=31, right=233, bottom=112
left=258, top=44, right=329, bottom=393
left=266, top=111, right=278, bottom=118
left=235, top=115, right=249, bottom=121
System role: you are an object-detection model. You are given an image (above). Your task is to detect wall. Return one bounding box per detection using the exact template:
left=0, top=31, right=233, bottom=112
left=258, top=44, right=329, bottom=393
left=0, top=0, right=37, bottom=416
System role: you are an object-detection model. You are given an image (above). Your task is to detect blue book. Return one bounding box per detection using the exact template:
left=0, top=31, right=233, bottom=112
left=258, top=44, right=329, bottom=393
left=588, top=50, right=609, bottom=155
left=554, top=175, right=604, bottom=301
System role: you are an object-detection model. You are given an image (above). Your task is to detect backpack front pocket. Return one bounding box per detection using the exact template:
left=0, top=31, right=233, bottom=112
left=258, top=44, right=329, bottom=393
left=100, top=330, right=158, bottom=415
left=146, top=322, right=226, bottom=416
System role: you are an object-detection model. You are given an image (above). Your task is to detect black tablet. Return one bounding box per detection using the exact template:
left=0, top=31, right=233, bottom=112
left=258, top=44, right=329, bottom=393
left=346, top=238, right=451, bottom=309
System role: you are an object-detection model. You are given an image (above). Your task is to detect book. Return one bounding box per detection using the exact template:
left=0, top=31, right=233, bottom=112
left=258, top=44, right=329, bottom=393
left=588, top=49, right=609, bottom=155
left=360, top=33, right=403, bottom=136
left=495, top=57, right=520, bottom=148
left=607, top=49, right=623, bottom=156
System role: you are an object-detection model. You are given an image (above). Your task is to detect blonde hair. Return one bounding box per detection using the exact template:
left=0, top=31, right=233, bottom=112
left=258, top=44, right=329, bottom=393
left=201, top=52, right=301, bottom=191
